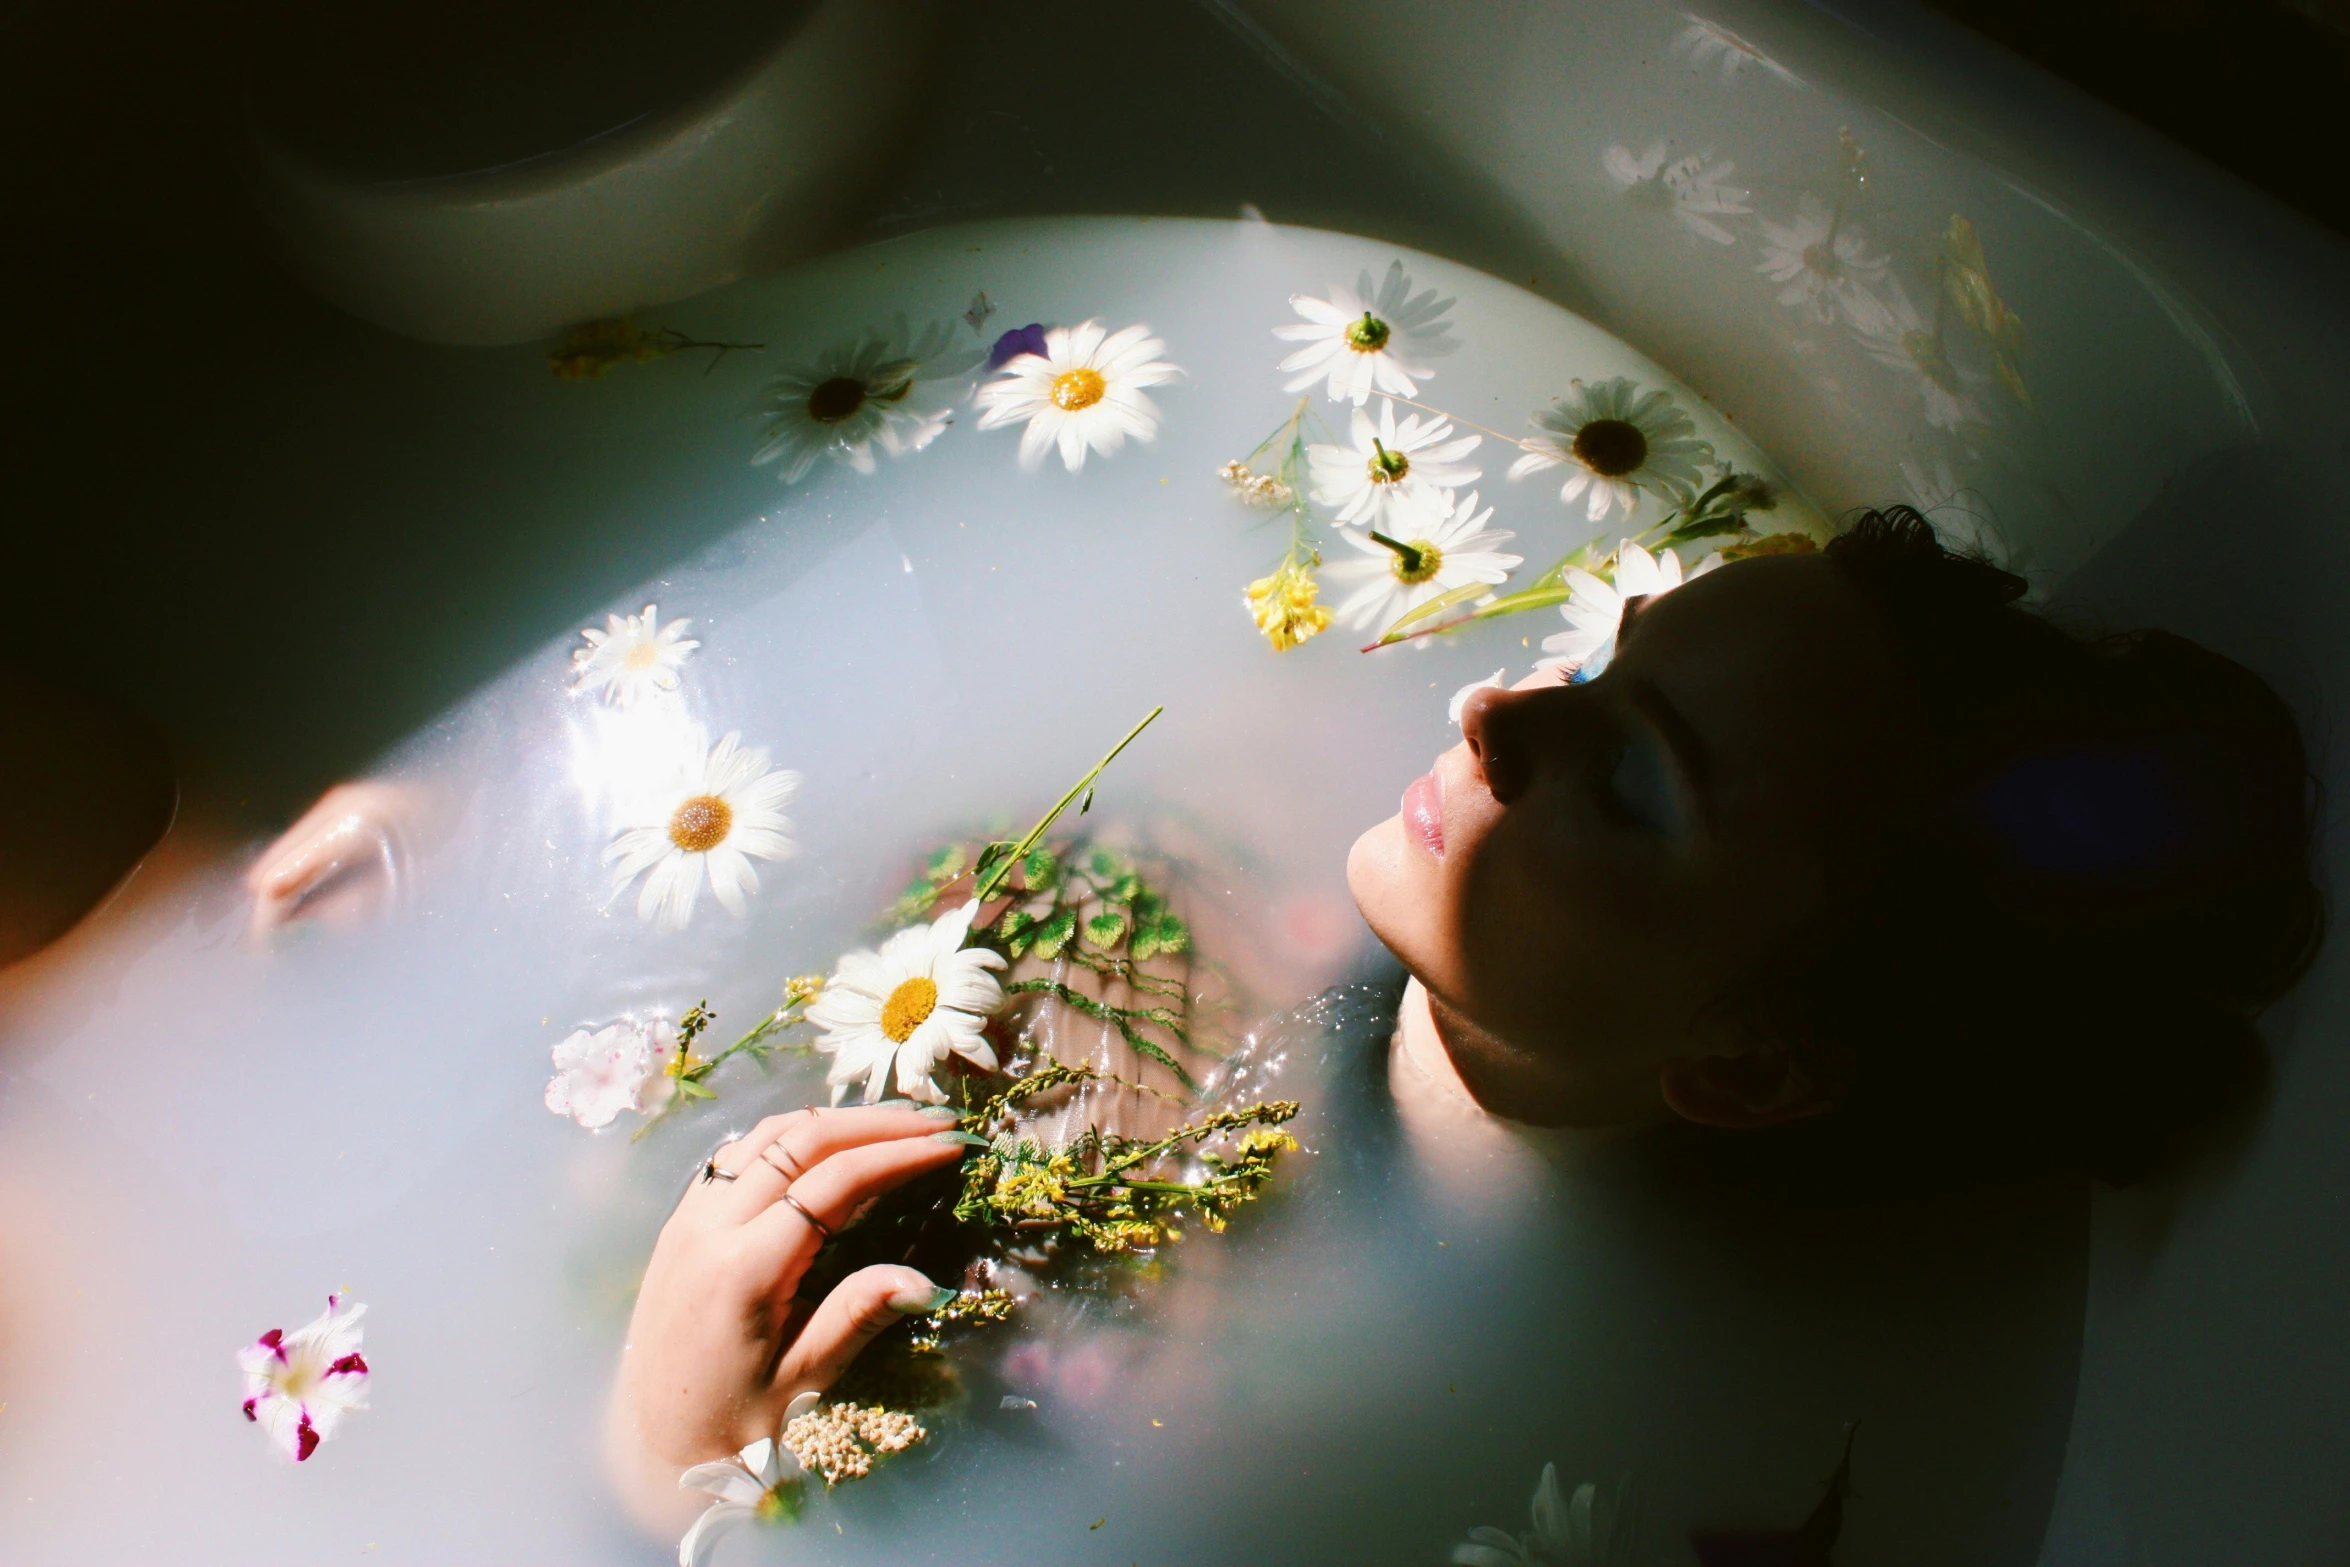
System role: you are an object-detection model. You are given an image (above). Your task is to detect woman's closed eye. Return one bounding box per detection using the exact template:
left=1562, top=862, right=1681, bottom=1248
left=1601, top=724, right=1692, bottom=838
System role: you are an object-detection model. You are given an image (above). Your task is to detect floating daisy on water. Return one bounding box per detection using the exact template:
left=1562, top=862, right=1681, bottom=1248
left=238, top=1291, right=369, bottom=1463
left=678, top=1437, right=804, bottom=1567
left=1674, top=16, right=1800, bottom=85
left=806, top=898, right=1007, bottom=1104
left=604, top=730, right=799, bottom=932
left=1536, top=540, right=1721, bottom=682
left=544, top=1016, right=678, bottom=1129
left=1849, top=277, right=1976, bottom=431
left=1756, top=194, right=1888, bottom=324
left=1510, top=378, right=1712, bottom=523
left=1275, top=258, right=1458, bottom=406
left=1308, top=397, right=1482, bottom=531
left=753, top=320, right=978, bottom=484
left=1327, top=489, right=1523, bottom=635
left=974, top=319, right=1181, bottom=473
left=1602, top=141, right=1752, bottom=246
left=570, top=604, right=699, bottom=707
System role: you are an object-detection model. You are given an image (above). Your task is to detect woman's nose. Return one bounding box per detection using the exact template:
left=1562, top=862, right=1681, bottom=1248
left=1459, top=683, right=1538, bottom=804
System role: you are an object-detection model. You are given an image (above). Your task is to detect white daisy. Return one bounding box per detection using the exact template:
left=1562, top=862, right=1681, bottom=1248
left=1274, top=258, right=1458, bottom=406
left=805, top=898, right=1007, bottom=1105
left=1509, top=378, right=1713, bottom=524
left=238, top=1292, right=369, bottom=1463
left=1326, top=490, right=1523, bottom=634
left=678, top=1437, right=804, bottom=1567
left=1849, top=276, right=1976, bottom=431
left=1536, top=540, right=1721, bottom=681
left=1453, top=1463, right=1630, bottom=1567
left=544, top=1016, right=678, bottom=1129
left=603, top=730, right=799, bottom=932
left=753, top=319, right=978, bottom=484
left=973, top=319, right=1181, bottom=472
left=1448, top=669, right=1507, bottom=725
left=1602, top=141, right=1752, bottom=246
left=1756, top=194, right=1888, bottom=324
left=570, top=603, right=699, bottom=707
left=1307, top=397, right=1482, bottom=531
left=1674, top=17, right=1800, bottom=85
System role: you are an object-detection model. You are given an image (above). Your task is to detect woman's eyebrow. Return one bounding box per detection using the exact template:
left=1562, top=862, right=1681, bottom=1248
left=1624, top=673, right=1715, bottom=822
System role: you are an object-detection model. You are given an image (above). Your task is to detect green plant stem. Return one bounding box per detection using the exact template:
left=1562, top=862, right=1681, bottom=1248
left=974, top=707, right=1164, bottom=901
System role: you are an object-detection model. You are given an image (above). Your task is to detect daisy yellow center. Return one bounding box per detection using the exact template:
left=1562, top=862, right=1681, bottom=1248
left=807, top=376, right=868, bottom=424
left=668, top=795, right=733, bottom=853
left=1571, top=417, right=1647, bottom=478
left=1390, top=540, right=1443, bottom=585
left=622, top=640, right=663, bottom=670
left=1345, top=312, right=1391, bottom=352
left=1367, top=439, right=1409, bottom=485
left=881, top=976, right=940, bottom=1043
left=1050, top=368, right=1107, bottom=412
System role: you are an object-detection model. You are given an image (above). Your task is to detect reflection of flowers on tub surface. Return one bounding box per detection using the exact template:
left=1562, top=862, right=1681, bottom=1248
left=974, top=319, right=1181, bottom=472
left=1453, top=1463, right=1632, bottom=1567
left=1510, top=378, right=1712, bottom=524
left=1756, top=194, right=1888, bottom=325
left=544, top=1016, right=679, bottom=1128
left=570, top=603, right=698, bottom=708
left=1308, top=397, right=1482, bottom=530
left=754, top=320, right=978, bottom=484
left=604, top=729, right=800, bottom=932
left=1325, top=490, right=1522, bottom=633
left=1849, top=276, right=1977, bottom=431
left=1675, top=15, right=1800, bottom=86
left=1603, top=140, right=1751, bottom=246
left=238, top=1291, right=369, bottom=1463
left=1537, top=540, right=1720, bottom=682
left=807, top=898, right=1008, bottom=1104
left=1275, top=258, right=1458, bottom=406
left=677, top=1437, right=804, bottom=1567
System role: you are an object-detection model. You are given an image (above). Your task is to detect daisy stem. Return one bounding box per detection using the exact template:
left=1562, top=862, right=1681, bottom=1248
left=1382, top=394, right=1548, bottom=456
left=974, top=707, right=1165, bottom=902
left=1366, top=530, right=1430, bottom=575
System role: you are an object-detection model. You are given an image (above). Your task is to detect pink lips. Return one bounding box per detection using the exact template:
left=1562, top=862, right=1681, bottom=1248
left=1403, top=772, right=1444, bottom=858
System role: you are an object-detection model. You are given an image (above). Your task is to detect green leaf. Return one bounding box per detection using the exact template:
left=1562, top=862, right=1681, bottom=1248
left=1088, top=847, right=1119, bottom=879
left=1131, top=888, right=1167, bottom=922
left=1029, top=906, right=1077, bottom=961
left=1022, top=847, right=1060, bottom=890
left=1078, top=784, right=1095, bottom=815
left=1132, top=913, right=1191, bottom=962
left=675, top=1079, right=717, bottom=1101
left=925, top=843, right=968, bottom=882
left=1380, top=578, right=1489, bottom=636
left=1084, top=910, right=1130, bottom=949
left=1108, top=872, right=1143, bottom=904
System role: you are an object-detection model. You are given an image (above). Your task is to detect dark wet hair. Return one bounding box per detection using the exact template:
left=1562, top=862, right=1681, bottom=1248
left=1739, top=507, right=2323, bottom=1184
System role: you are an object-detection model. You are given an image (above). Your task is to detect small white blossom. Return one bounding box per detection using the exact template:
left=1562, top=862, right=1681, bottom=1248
left=753, top=319, right=979, bottom=484
left=237, top=1292, right=369, bottom=1463
left=1274, top=258, right=1458, bottom=405
left=571, top=604, right=698, bottom=707
left=1307, top=397, right=1481, bottom=531
left=1325, top=489, right=1522, bottom=634
left=544, top=1016, right=678, bottom=1128
left=677, top=1438, right=804, bottom=1567
left=974, top=319, right=1181, bottom=472
left=604, top=729, right=799, bottom=932
left=1537, top=540, right=1721, bottom=681
left=1509, top=378, right=1712, bottom=524
left=806, top=899, right=1007, bottom=1104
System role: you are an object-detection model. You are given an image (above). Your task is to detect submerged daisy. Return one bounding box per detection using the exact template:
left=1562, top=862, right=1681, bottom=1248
left=1453, top=1463, right=1630, bottom=1567
left=1327, top=489, right=1523, bottom=634
left=678, top=1437, right=804, bottom=1567
left=1536, top=540, right=1720, bottom=681
left=1275, top=258, right=1458, bottom=405
left=974, top=319, right=1181, bottom=473
left=1674, top=17, right=1800, bottom=85
left=570, top=604, right=699, bottom=707
left=1849, top=277, right=1975, bottom=431
left=1307, top=397, right=1482, bottom=531
left=604, top=730, right=799, bottom=932
left=1509, top=378, right=1712, bottom=523
left=1602, top=141, right=1752, bottom=246
left=1756, top=194, right=1888, bottom=324
left=753, top=320, right=978, bottom=484
left=238, top=1292, right=369, bottom=1463
left=806, top=898, right=1007, bottom=1104
left=1244, top=558, right=1335, bottom=651
left=544, top=1016, right=678, bottom=1129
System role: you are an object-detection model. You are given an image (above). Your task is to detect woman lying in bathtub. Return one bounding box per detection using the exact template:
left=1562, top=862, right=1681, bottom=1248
left=342, top=507, right=2331, bottom=1476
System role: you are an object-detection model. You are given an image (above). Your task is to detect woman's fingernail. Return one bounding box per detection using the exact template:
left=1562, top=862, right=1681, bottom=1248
left=890, top=1283, right=960, bottom=1315
left=916, top=1105, right=961, bottom=1121
left=931, top=1129, right=990, bottom=1147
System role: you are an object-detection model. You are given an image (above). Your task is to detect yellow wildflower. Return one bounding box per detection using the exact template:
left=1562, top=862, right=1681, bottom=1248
left=547, top=318, right=676, bottom=379
left=1244, top=560, right=1334, bottom=652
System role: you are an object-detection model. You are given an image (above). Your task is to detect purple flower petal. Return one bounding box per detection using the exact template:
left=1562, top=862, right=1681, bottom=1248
left=988, top=323, right=1050, bottom=369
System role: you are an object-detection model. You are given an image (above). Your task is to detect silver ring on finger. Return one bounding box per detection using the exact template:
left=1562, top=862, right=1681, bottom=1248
left=776, top=1190, right=833, bottom=1241
left=701, top=1157, right=740, bottom=1184
left=761, top=1142, right=806, bottom=1183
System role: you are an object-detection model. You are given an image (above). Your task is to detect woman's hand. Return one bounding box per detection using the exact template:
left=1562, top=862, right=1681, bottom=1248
left=617, top=1104, right=967, bottom=1466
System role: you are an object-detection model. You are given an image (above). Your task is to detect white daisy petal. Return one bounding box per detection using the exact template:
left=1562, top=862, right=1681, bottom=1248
left=603, top=728, right=802, bottom=931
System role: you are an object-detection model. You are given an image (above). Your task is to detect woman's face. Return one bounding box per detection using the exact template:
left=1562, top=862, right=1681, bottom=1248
left=1348, top=554, right=1924, bottom=1128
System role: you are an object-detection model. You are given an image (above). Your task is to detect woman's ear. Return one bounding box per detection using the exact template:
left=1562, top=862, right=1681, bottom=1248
left=1658, top=1042, right=1837, bottom=1129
